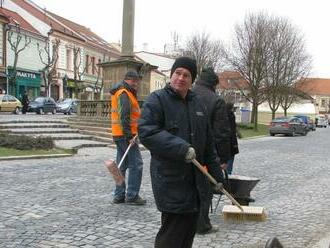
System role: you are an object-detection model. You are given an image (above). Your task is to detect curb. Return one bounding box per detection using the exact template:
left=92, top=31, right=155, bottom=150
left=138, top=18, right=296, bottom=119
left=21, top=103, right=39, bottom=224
left=0, top=153, right=74, bottom=161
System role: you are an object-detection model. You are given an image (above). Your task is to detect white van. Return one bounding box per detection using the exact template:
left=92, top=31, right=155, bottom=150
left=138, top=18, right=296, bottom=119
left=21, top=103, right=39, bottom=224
left=316, top=116, right=328, bottom=128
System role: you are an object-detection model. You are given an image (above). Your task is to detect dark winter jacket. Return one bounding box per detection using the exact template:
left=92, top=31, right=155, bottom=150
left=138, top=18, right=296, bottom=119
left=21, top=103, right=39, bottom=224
left=227, top=109, right=239, bottom=156
left=110, top=80, right=137, bottom=141
left=138, top=84, right=224, bottom=214
left=192, top=81, right=231, bottom=163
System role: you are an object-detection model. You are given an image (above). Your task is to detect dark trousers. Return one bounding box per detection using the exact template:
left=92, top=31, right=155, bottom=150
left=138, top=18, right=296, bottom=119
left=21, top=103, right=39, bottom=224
left=155, top=212, right=198, bottom=248
left=196, top=184, right=213, bottom=233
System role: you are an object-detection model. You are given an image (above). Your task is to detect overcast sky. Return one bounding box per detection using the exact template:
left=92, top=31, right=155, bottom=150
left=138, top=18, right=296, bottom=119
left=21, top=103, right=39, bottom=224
left=32, top=0, right=330, bottom=78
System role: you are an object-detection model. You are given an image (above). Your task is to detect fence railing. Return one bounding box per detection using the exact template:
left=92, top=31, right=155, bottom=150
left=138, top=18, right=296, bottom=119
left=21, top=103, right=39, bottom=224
left=77, top=100, right=144, bottom=117
left=77, top=100, right=110, bottom=118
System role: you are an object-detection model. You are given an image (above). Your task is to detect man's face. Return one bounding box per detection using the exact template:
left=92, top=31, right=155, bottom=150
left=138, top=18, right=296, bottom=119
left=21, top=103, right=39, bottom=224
left=170, top=67, right=192, bottom=98
left=126, top=78, right=140, bottom=91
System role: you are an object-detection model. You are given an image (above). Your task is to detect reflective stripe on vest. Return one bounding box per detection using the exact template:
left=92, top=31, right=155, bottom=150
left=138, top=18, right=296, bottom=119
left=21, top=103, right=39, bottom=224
left=111, top=88, right=140, bottom=136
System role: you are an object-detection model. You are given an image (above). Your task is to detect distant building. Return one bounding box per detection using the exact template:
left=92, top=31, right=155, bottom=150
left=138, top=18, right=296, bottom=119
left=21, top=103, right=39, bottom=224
left=296, top=78, right=330, bottom=114
left=0, top=7, right=46, bottom=99
left=3, top=0, right=120, bottom=100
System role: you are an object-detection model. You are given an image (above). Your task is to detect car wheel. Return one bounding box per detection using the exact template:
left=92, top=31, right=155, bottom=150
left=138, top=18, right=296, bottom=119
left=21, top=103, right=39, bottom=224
left=14, top=107, right=20, bottom=115
left=52, top=108, right=56, bottom=114
left=38, top=108, right=44, bottom=115
left=270, top=133, right=275, bottom=136
left=302, top=130, right=307, bottom=136
left=291, top=129, right=296, bottom=136
left=68, top=108, right=72, bottom=115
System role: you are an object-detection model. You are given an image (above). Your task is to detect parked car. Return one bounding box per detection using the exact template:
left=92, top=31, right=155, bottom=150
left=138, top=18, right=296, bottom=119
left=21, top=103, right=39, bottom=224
left=28, top=96, right=58, bottom=114
left=57, top=98, right=78, bottom=115
left=316, top=115, right=328, bottom=128
left=294, top=115, right=316, bottom=131
left=0, top=94, right=22, bottom=114
left=269, top=116, right=308, bottom=136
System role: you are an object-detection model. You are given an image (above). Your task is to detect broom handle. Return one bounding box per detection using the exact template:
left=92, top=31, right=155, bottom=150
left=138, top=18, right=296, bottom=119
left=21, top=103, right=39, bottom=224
left=192, top=159, right=244, bottom=212
left=118, top=135, right=138, bottom=169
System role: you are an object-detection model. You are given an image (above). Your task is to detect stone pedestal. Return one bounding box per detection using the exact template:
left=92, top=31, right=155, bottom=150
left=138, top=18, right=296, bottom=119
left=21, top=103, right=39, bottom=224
left=101, top=57, right=156, bottom=101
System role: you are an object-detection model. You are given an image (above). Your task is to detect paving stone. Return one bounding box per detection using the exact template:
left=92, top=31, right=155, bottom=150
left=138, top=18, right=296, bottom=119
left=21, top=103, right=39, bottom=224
left=1, top=114, right=330, bottom=247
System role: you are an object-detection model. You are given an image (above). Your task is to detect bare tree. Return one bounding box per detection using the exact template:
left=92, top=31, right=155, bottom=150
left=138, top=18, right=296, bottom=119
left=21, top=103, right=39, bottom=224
left=7, top=24, right=31, bottom=95
left=223, top=12, right=272, bottom=130
left=72, top=46, right=96, bottom=98
left=264, top=17, right=312, bottom=119
left=184, top=31, right=224, bottom=75
left=37, top=35, right=60, bottom=97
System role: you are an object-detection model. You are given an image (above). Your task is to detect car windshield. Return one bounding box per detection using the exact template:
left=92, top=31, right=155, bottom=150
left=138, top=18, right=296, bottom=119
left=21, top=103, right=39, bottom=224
left=60, top=99, right=72, bottom=104
left=34, top=97, right=45, bottom=102
left=272, top=117, right=290, bottom=122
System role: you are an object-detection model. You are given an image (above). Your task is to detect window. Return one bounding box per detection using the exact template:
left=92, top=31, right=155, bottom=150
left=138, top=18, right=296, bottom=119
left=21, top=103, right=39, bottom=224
left=85, top=55, right=89, bottom=74
left=66, top=49, right=72, bottom=70
left=91, top=57, right=95, bottom=75
left=321, top=99, right=326, bottom=107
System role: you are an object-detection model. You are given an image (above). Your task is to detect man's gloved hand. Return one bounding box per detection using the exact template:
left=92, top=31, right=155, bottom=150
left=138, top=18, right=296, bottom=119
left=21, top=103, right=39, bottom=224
left=185, top=147, right=196, bottom=163
left=213, top=182, right=224, bottom=194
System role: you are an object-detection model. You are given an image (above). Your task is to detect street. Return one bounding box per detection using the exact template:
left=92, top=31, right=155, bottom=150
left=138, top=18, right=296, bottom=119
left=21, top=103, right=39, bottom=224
left=0, top=116, right=330, bottom=248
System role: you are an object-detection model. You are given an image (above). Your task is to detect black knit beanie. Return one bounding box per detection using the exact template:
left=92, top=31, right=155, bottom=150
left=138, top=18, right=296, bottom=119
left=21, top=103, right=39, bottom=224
left=197, top=67, right=219, bottom=86
left=170, top=57, right=197, bottom=82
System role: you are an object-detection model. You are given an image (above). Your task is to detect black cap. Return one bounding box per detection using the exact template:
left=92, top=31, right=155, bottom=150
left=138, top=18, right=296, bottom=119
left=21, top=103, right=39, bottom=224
left=197, top=67, right=219, bottom=86
left=170, top=57, right=197, bottom=82
left=124, top=70, right=141, bottom=80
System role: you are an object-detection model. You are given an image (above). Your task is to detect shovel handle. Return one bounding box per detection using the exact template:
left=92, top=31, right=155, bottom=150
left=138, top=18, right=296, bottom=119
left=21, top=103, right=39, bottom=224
left=192, top=159, right=244, bottom=212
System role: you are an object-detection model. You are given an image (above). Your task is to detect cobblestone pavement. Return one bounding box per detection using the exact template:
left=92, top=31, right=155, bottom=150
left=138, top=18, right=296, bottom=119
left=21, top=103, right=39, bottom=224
left=1, top=114, right=330, bottom=247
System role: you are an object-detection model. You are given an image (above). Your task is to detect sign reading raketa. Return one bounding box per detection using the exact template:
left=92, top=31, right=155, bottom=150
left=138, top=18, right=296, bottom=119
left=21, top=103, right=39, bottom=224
left=17, top=71, right=37, bottom=79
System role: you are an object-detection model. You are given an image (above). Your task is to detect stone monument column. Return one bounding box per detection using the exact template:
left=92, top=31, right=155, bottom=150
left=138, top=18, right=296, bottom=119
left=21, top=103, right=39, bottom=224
left=100, top=0, right=157, bottom=101
left=121, top=0, right=134, bottom=57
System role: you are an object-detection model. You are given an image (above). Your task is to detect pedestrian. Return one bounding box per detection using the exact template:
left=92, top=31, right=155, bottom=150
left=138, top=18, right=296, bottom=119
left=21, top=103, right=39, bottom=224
left=192, top=67, right=231, bottom=235
left=110, top=70, right=146, bottom=205
left=138, top=57, right=224, bottom=248
left=226, top=102, right=239, bottom=174
left=21, top=91, right=29, bottom=114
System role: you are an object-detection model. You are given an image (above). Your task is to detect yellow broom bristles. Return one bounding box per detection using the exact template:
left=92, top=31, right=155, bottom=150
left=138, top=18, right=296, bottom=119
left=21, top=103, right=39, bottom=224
left=222, top=205, right=267, bottom=222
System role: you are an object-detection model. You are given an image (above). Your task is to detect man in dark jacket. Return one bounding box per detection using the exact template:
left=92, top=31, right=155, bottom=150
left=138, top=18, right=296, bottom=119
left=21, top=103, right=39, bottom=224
left=226, top=102, right=239, bottom=174
left=21, top=91, right=29, bottom=114
left=109, top=70, right=146, bottom=205
left=138, top=57, right=224, bottom=248
left=192, top=67, right=232, bottom=234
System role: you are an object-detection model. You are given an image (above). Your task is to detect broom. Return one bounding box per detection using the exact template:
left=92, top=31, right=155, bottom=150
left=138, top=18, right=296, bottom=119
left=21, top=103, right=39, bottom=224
left=192, top=159, right=266, bottom=222
left=105, top=135, right=137, bottom=186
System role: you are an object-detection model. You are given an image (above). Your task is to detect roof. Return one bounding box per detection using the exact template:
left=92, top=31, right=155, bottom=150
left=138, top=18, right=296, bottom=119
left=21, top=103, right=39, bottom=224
left=11, top=0, right=83, bottom=40
left=296, top=78, right=330, bottom=96
left=45, top=10, right=120, bottom=56
left=218, top=71, right=249, bottom=90
left=0, top=8, right=40, bottom=35
left=11, top=0, right=120, bottom=56
left=134, top=51, right=175, bottom=72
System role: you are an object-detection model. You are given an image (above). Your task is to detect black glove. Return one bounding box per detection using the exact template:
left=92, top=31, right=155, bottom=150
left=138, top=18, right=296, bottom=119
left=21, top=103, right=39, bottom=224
left=213, top=182, right=224, bottom=194
left=185, top=147, right=196, bottom=163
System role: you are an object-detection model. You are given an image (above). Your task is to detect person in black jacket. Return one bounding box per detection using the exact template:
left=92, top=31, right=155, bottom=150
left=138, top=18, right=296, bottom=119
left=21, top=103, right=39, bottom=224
left=138, top=57, right=224, bottom=248
left=21, top=91, right=29, bottom=114
left=226, top=102, right=239, bottom=174
left=192, top=67, right=231, bottom=234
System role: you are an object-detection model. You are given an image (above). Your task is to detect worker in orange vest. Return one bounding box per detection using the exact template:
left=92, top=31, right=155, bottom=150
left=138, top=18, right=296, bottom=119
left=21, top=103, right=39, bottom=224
left=110, top=70, right=146, bottom=205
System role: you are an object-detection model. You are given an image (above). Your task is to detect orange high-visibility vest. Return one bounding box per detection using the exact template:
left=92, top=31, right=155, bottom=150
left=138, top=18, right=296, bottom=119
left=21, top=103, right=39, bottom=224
left=111, top=88, right=140, bottom=137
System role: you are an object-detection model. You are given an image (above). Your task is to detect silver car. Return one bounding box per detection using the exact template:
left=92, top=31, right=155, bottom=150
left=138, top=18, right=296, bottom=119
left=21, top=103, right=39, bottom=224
left=269, top=116, right=308, bottom=136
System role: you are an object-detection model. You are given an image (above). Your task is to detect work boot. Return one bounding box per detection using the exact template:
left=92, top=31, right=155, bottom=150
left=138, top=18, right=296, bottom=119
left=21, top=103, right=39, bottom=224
left=112, top=197, right=125, bottom=204
left=197, top=225, right=219, bottom=235
left=125, top=195, right=146, bottom=205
